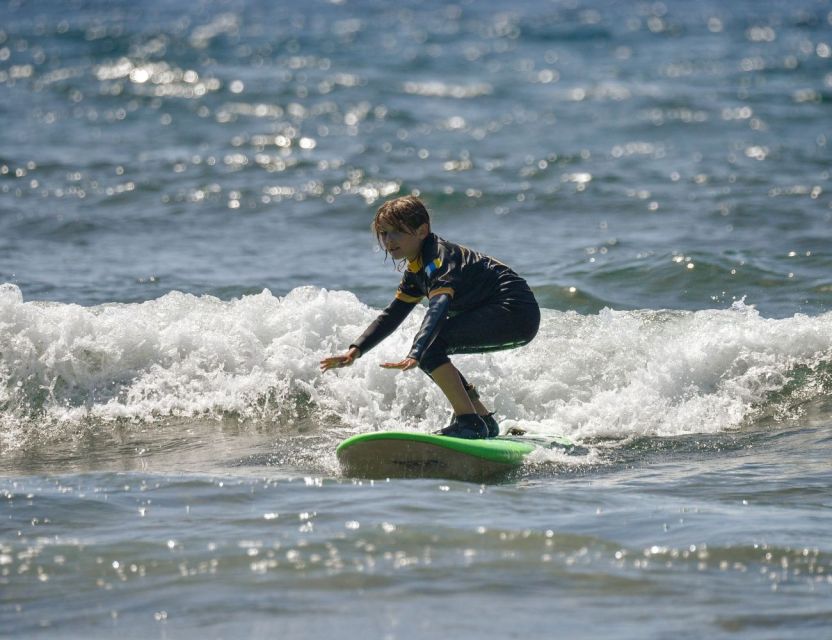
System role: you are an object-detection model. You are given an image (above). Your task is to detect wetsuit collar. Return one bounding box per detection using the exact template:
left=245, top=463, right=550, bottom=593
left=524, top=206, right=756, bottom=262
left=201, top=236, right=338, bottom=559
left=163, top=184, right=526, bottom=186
left=406, top=233, right=437, bottom=273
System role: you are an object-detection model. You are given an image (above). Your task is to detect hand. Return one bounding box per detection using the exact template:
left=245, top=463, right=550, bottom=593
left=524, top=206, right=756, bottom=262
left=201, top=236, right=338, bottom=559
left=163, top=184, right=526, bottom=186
left=320, top=347, right=360, bottom=372
left=380, top=357, right=419, bottom=371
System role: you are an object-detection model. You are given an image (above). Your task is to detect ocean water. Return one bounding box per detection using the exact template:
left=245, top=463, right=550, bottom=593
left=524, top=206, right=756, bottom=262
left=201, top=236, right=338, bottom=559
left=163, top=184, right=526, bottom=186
left=2, top=0, right=832, bottom=637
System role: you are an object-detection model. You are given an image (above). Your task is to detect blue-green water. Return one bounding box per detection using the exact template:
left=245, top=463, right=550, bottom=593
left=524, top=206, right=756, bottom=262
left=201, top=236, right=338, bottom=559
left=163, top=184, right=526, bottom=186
left=2, top=1, right=832, bottom=637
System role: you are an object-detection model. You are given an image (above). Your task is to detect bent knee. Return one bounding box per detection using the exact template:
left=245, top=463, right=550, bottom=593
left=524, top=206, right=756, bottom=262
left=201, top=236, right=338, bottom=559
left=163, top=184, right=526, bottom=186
left=418, top=352, right=450, bottom=375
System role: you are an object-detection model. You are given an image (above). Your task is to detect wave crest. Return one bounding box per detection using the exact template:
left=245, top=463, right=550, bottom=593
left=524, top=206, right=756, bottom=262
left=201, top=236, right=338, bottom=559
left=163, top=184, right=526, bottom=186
left=2, top=284, right=831, bottom=450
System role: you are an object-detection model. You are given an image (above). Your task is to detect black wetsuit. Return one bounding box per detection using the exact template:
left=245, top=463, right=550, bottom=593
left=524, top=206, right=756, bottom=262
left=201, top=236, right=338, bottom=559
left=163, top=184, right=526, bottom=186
left=351, top=233, right=539, bottom=374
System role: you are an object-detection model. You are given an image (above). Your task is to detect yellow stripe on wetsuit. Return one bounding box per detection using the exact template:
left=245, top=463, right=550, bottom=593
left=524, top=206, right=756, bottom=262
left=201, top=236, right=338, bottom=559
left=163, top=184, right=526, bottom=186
left=428, top=287, right=454, bottom=299
left=395, top=291, right=424, bottom=304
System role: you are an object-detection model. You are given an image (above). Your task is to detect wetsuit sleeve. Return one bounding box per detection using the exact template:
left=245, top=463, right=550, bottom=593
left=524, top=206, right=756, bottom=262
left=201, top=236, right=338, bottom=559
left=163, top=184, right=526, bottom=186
left=350, top=298, right=417, bottom=356
left=395, top=271, right=424, bottom=304
left=407, top=293, right=451, bottom=362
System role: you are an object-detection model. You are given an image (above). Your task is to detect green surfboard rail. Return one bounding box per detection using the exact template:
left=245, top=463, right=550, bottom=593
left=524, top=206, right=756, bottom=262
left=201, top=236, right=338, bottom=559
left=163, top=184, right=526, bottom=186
left=336, top=431, right=537, bottom=465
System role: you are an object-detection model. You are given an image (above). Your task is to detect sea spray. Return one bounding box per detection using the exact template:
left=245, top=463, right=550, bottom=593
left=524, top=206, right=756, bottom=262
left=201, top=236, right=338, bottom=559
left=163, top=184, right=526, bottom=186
left=2, top=284, right=831, bottom=451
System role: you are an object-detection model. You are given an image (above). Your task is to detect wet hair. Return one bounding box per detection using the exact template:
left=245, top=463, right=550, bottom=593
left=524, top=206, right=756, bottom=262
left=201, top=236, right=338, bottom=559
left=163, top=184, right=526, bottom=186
left=372, top=195, right=431, bottom=249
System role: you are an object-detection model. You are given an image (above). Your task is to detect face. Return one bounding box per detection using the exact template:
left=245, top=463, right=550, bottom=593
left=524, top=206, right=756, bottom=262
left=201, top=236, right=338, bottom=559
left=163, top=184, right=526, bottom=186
left=377, top=222, right=428, bottom=261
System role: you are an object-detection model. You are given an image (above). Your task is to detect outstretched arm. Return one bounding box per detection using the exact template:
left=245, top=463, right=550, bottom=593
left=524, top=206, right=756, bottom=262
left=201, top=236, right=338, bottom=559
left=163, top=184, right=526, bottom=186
left=380, top=293, right=451, bottom=370
left=320, top=297, right=416, bottom=372
left=350, top=298, right=415, bottom=355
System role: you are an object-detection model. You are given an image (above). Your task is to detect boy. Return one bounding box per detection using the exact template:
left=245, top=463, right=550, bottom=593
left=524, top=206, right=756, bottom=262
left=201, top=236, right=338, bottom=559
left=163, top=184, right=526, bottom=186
left=320, top=196, right=539, bottom=439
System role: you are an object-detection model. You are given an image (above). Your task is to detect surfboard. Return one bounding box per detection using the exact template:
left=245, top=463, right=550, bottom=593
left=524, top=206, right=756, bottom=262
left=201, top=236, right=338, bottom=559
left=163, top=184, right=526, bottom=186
left=336, top=431, right=574, bottom=482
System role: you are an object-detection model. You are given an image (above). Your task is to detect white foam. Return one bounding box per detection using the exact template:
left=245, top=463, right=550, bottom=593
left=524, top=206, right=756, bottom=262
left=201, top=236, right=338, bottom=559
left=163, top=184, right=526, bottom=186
left=2, top=283, right=831, bottom=450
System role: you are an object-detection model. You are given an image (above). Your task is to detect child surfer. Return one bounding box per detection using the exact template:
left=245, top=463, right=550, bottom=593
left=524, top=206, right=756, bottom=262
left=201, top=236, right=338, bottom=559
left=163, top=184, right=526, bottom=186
left=319, top=196, right=540, bottom=439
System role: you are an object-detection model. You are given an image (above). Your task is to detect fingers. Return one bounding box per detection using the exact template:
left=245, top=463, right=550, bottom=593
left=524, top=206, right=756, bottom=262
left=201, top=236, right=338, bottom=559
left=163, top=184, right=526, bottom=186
left=322, top=355, right=418, bottom=372
left=380, top=358, right=418, bottom=371
left=319, top=356, right=352, bottom=372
